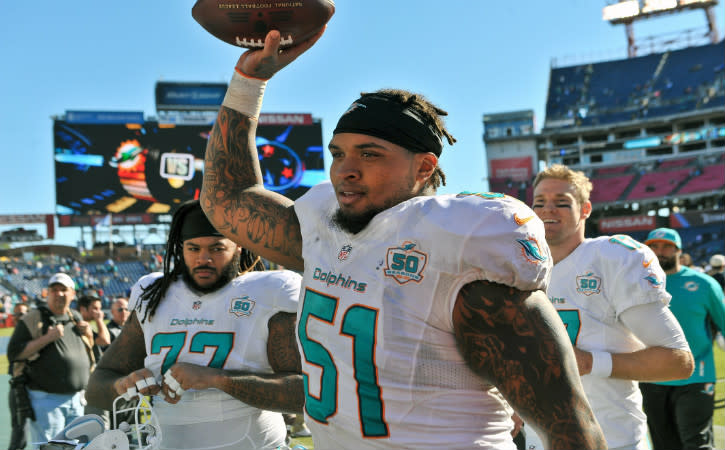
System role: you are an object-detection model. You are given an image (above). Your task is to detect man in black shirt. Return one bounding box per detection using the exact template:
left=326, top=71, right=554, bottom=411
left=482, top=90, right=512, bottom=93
left=7, top=273, right=95, bottom=445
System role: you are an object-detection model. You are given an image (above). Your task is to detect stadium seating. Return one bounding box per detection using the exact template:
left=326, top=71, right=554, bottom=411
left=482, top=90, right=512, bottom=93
left=657, top=157, right=695, bottom=169
left=627, top=167, right=692, bottom=200
left=591, top=173, right=636, bottom=203
left=545, top=40, right=725, bottom=128
left=677, top=163, right=725, bottom=194
left=594, top=165, right=630, bottom=176
left=1, top=256, right=148, bottom=306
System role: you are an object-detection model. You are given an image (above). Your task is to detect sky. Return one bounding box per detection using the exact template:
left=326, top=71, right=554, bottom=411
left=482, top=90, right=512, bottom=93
left=1, top=1, right=722, bottom=247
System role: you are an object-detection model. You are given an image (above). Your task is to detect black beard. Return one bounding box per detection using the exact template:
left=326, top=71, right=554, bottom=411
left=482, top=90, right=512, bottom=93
left=331, top=208, right=383, bottom=234
left=182, top=253, right=240, bottom=294
left=331, top=187, right=416, bottom=235
left=658, top=255, right=677, bottom=271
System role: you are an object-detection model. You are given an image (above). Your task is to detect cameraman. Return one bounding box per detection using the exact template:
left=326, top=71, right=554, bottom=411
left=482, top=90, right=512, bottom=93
left=7, top=273, right=95, bottom=447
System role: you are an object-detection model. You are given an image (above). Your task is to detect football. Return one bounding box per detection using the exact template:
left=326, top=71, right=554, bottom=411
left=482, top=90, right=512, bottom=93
left=192, top=0, right=335, bottom=49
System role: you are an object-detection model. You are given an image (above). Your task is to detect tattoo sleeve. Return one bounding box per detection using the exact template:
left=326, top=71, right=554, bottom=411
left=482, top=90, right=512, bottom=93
left=267, top=312, right=302, bottom=373
left=212, top=312, right=304, bottom=413
left=452, top=280, right=606, bottom=450
left=201, top=105, right=304, bottom=271
left=85, top=312, right=147, bottom=410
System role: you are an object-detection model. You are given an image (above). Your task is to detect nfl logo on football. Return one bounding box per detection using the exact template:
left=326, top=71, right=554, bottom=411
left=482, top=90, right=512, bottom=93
left=230, top=296, right=256, bottom=317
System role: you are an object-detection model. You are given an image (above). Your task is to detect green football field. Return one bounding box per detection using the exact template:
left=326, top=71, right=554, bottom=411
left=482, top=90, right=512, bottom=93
left=1, top=326, right=723, bottom=449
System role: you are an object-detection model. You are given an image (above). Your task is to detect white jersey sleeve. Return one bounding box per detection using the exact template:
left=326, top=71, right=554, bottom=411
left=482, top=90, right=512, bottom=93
left=453, top=191, right=551, bottom=292
left=600, top=235, right=671, bottom=315
left=263, top=269, right=302, bottom=313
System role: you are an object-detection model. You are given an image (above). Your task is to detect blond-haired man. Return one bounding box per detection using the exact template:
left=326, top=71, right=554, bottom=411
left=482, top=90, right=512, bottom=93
left=530, top=164, right=694, bottom=450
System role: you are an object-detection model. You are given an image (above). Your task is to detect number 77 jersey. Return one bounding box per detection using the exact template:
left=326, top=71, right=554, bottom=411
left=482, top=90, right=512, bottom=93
left=294, top=182, right=551, bottom=450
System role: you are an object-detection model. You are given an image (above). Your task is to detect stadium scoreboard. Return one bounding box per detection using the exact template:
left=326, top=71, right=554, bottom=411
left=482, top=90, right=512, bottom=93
left=603, top=0, right=717, bottom=23
left=54, top=112, right=325, bottom=225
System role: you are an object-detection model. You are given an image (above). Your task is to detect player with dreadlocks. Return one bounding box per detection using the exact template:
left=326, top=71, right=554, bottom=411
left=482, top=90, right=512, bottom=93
left=86, top=199, right=304, bottom=450
left=200, top=30, right=605, bottom=450
left=136, top=199, right=266, bottom=323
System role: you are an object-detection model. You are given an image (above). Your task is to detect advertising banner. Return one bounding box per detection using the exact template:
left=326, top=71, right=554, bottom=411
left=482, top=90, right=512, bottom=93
left=489, top=156, right=532, bottom=182
left=599, top=215, right=656, bottom=233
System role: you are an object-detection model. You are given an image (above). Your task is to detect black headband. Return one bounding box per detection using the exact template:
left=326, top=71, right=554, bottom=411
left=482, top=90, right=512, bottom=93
left=333, top=95, right=443, bottom=157
left=180, top=206, right=224, bottom=241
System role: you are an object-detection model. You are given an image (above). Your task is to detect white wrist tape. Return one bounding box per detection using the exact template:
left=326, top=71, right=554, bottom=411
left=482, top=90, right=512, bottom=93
left=222, top=69, right=267, bottom=120
left=590, top=351, right=613, bottom=377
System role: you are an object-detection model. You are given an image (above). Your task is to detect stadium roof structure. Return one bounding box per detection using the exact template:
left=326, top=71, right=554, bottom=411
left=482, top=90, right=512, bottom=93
left=603, top=0, right=720, bottom=57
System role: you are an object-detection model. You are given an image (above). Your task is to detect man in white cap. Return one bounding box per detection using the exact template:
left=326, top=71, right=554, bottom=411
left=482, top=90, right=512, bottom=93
left=641, top=228, right=725, bottom=450
left=707, top=253, right=724, bottom=291
left=7, top=272, right=96, bottom=446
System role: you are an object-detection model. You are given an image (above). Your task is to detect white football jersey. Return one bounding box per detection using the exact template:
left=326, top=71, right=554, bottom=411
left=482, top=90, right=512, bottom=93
left=129, top=270, right=301, bottom=450
left=294, top=182, right=552, bottom=450
left=547, top=236, right=670, bottom=449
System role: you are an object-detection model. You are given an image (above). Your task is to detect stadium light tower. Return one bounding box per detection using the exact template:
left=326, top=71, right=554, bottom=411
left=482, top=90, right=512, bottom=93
left=603, top=0, right=720, bottom=57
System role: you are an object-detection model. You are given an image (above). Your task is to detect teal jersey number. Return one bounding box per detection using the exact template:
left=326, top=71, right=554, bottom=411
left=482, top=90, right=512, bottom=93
left=151, top=331, right=234, bottom=374
left=557, top=309, right=581, bottom=346
left=298, top=289, right=388, bottom=438
left=189, top=332, right=234, bottom=369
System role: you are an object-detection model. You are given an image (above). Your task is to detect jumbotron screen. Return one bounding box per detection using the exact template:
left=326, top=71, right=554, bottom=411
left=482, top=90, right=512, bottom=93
left=54, top=117, right=326, bottom=217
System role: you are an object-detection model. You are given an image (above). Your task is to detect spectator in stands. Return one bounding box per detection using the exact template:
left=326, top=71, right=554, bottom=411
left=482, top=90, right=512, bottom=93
left=7, top=273, right=96, bottom=447
left=641, top=228, right=725, bottom=450
left=707, top=254, right=725, bottom=291
left=7, top=302, right=29, bottom=450
left=530, top=165, right=694, bottom=450
left=107, top=297, right=130, bottom=343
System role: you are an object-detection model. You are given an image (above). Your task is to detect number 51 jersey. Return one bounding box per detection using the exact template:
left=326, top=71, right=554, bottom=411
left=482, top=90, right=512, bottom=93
left=294, top=182, right=552, bottom=450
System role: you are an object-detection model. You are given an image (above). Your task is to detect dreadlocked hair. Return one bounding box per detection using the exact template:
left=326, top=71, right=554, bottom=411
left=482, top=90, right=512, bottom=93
left=136, top=201, right=265, bottom=323
left=361, top=89, right=456, bottom=191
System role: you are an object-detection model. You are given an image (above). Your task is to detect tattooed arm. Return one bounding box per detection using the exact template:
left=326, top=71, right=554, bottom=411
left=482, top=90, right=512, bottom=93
left=86, top=311, right=149, bottom=410
left=201, top=30, right=324, bottom=272
left=162, top=312, right=304, bottom=413
left=452, top=280, right=606, bottom=450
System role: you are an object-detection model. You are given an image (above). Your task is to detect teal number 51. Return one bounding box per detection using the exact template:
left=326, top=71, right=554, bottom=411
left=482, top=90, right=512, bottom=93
left=297, top=289, right=388, bottom=438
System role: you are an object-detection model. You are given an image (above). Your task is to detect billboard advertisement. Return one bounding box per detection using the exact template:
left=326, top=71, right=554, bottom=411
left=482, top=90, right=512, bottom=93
left=598, top=215, right=656, bottom=233
left=54, top=115, right=325, bottom=224
left=489, top=156, right=533, bottom=182
left=155, top=82, right=228, bottom=111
